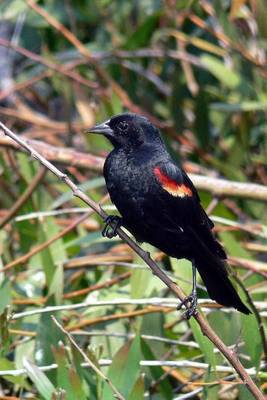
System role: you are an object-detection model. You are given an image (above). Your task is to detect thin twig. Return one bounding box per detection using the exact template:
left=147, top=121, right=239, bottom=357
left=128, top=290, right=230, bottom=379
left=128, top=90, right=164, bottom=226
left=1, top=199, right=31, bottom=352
left=51, top=316, right=125, bottom=400
left=229, top=257, right=267, bottom=278
left=0, top=59, right=88, bottom=102
left=0, top=210, right=93, bottom=272
left=73, top=331, right=201, bottom=348
left=63, top=271, right=131, bottom=299
left=0, top=358, right=264, bottom=377
left=14, top=207, right=91, bottom=221
left=0, top=121, right=264, bottom=399
left=0, top=38, right=98, bottom=90
left=66, top=306, right=172, bottom=331
left=12, top=297, right=267, bottom=320
left=1, top=134, right=267, bottom=201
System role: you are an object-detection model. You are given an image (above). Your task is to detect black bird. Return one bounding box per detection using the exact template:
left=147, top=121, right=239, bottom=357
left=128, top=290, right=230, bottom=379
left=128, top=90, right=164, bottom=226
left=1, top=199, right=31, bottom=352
left=89, top=113, right=250, bottom=317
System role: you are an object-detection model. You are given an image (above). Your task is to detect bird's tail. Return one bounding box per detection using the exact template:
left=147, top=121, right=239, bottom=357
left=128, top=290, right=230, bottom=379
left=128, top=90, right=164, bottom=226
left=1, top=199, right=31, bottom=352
left=190, top=230, right=251, bottom=314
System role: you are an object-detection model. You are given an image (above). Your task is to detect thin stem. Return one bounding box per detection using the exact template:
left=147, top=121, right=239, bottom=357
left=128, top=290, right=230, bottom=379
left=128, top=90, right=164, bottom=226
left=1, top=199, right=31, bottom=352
left=51, top=316, right=125, bottom=400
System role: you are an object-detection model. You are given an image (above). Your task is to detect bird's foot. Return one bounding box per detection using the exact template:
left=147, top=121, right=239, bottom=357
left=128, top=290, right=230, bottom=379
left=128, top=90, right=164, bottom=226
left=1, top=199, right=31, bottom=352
left=177, top=293, right=198, bottom=320
left=102, top=215, right=122, bottom=239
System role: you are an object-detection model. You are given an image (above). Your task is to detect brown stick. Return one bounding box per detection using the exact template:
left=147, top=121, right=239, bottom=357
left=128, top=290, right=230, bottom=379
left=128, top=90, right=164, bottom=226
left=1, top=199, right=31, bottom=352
left=0, top=38, right=97, bottom=90
left=67, top=306, right=172, bottom=331
left=0, top=121, right=264, bottom=399
left=63, top=271, right=131, bottom=299
left=0, top=135, right=103, bottom=171
left=1, top=134, right=267, bottom=201
left=191, top=174, right=267, bottom=202
left=1, top=210, right=93, bottom=272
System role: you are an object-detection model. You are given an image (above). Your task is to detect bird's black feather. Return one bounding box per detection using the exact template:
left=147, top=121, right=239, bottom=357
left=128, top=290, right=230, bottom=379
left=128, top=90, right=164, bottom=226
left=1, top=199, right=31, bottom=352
left=91, top=113, right=250, bottom=315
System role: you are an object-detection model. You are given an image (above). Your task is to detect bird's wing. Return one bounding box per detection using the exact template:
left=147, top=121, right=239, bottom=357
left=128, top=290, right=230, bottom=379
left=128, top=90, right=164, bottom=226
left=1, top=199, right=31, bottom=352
left=153, top=160, right=226, bottom=259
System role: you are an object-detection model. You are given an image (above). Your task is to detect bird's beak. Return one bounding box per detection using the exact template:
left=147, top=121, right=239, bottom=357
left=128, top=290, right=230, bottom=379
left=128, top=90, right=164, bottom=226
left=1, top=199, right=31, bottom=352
left=87, top=120, right=114, bottom=138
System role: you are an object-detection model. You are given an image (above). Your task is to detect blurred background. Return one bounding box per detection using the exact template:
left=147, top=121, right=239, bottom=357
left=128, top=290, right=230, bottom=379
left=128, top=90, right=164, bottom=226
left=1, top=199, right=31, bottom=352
left=0, top=0, right=266, bottom=399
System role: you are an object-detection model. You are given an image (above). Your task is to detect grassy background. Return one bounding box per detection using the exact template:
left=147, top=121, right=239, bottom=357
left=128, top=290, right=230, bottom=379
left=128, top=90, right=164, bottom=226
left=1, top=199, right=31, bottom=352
left=0, top=0, right=266, bottom=398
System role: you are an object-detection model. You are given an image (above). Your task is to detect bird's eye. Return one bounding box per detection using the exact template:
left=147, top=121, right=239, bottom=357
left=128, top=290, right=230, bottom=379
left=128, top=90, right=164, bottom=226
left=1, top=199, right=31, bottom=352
left=118, top=121, right=128, bottom=132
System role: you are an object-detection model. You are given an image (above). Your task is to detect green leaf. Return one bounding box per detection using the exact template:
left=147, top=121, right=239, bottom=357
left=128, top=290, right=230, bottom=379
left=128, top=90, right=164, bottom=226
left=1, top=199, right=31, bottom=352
left=238, top=384, right=256, bottom=400
left=201, top=55, right=240, bottom=88
left=17, top=153, right=37, bottom=184
left=50, top=177, right=105, bottom=209
left=53, top=345, right=73, bottom=395
left=0, top=358, right=28, bottom=388
left=23, top=358, right=56, bottom=400
left=49, top=263, right=64, bottom=305
left=102, top=336, right=142, bottom=399
left=124, top=13, right=160, bottom=50
left=141, top=339, right=172, bottom=400
left=194, top=90, right=210, bottom=147
left=203, top=370, right=219, bottom=400
left=190, top=318, right=216, bottom=369
left=35, top=306, right=64, bottom=372
left=130, top=267, right=152, bottom=298
left=208, top=312, right=242, bottom=346
left=0, top=308, right=10, bottom=356
left=241, top=313, right=262, bottom=369
left=128, top=374, right=145, bottom=400
left=68, top=368, right=87, bottom=400
left=0, top=0, right=29, bottom=19
left=171, top=258, right=192, bottom=294
left=254, top=0, right=267, bottom=38
left=169, top=30, right=226, bottom=56
left=31, top=217, right=66, bottom=291
left=218, top=231, right=251, bottom=258
left=0, top=278, right=11, bottom=314
left=131, top=244, right=156, bottom=298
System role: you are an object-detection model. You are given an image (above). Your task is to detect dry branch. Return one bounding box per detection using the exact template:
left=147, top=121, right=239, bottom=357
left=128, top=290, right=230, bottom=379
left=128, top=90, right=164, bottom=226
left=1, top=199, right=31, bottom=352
left=1, top=210, right=93, bottom=272
left=0, top=120, right=264, bottom=399
left=0, top=38, right=98, bottom=90
left=0, top=135, right=103, bottom=171
left=1, top=133, right=267, bottom=201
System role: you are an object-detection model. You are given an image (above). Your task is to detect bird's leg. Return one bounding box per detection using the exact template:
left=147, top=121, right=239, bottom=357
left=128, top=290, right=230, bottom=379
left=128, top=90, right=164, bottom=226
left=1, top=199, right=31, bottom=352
left=102, top=215, right=122, bottom=239
left=177, top=260, right=198, bottom=319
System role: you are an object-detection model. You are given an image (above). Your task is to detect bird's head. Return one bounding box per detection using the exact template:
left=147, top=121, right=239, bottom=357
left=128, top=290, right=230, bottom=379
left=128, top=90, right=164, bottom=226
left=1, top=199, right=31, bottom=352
left=88, top=113, right=162, bottom=150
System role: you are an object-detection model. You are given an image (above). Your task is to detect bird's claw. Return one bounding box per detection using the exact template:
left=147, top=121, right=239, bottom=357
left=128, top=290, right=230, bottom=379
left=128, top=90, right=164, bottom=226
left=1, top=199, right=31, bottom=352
left=177, top=293, right=198, bottom=320
left=102, top=215, right=122, bottom=239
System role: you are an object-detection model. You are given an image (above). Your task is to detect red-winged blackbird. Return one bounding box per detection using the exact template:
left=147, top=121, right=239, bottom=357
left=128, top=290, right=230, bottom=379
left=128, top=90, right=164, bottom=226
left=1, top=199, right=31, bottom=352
left=89, top=113, right=250, bottom=317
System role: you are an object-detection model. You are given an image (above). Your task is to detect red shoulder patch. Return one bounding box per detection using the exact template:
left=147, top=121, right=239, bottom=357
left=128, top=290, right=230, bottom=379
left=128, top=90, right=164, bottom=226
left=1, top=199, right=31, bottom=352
left=154, top=167, right=193, bottom=198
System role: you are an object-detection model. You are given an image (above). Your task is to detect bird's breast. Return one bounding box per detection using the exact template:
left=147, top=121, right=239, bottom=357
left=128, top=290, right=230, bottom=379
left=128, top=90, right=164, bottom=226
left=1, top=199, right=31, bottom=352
left=103, top=150, right=155, bottom=225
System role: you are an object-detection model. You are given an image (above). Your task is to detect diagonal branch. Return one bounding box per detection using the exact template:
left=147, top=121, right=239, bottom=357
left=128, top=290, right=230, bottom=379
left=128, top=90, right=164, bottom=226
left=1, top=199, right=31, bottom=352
left=0, top=120, right=264, bottom=400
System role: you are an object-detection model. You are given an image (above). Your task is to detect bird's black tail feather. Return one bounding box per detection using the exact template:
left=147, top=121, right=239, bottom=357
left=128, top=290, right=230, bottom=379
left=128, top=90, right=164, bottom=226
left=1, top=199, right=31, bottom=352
left=195, top=256, right=251, bottom=314
left=189, top=229, right=251, bottom=314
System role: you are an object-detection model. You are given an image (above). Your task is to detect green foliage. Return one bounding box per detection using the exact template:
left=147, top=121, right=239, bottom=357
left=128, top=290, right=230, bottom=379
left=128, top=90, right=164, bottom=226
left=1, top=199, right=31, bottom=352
left=0, top=0, right=266, bottom=398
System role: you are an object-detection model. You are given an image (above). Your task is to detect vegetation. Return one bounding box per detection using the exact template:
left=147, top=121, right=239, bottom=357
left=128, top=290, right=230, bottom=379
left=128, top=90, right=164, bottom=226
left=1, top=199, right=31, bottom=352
left=0, top=0, right=266, bottom=398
